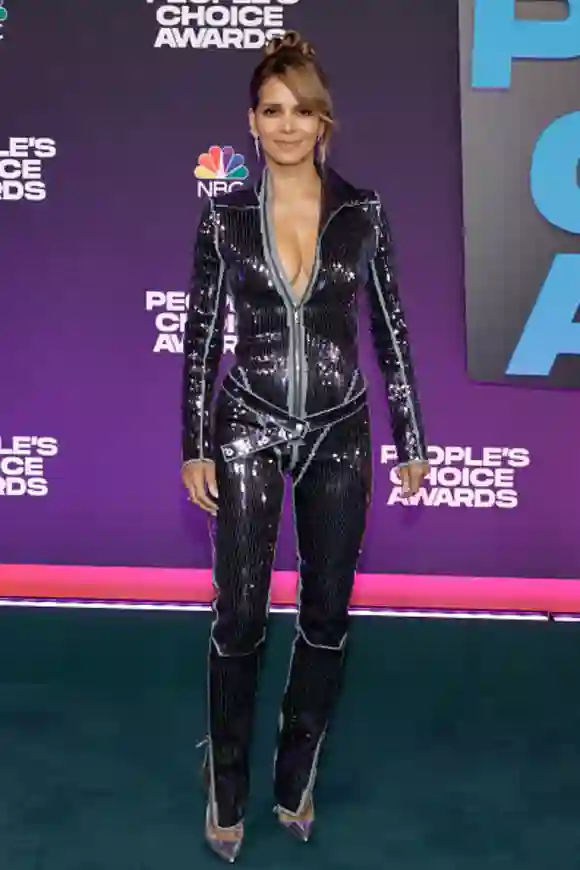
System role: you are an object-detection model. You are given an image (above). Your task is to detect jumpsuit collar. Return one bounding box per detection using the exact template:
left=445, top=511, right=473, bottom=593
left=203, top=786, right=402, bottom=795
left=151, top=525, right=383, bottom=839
left=253, top=164, right=359, bottom=229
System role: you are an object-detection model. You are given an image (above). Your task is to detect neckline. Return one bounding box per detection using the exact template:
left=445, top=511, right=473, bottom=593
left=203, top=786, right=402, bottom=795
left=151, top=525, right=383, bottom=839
left=262, top=169, right=323, bottom=307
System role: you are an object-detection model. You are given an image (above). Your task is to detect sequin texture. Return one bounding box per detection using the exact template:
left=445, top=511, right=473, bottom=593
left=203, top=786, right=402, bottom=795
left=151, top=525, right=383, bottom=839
left=182, top=166, right=427, bottom=828
left=182, top=166, right=426, bottom=466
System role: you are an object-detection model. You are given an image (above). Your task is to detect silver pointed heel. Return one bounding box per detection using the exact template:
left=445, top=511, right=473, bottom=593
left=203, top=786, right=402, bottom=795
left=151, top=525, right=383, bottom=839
left=275, top=800, right=315, bottom=843
left=199, top=740, right=244, bottom=863
left=205, top=806, right=244, bottom=863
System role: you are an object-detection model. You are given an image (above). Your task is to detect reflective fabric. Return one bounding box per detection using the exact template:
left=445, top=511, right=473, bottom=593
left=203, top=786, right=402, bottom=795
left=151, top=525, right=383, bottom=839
left=182, top=165, right=427, bottom=467
left=182, top=165, right=427, bottom=828
left=208, top=391, right=372, bottom=827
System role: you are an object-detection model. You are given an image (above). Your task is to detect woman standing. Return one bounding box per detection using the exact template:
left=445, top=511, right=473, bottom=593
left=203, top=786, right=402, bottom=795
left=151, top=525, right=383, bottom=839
left=181, top=31, right=429, bottom=862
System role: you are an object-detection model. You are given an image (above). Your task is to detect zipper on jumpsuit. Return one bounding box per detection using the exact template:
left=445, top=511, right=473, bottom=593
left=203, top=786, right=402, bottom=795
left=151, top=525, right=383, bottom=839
left=259, top=173, right=350, bottom=814
left=260, top=173, right=338, bottom=470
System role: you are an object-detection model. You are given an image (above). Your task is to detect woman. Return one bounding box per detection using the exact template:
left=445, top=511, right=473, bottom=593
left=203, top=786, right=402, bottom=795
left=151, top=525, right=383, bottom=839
left=181, top=31, right=429, bottom=862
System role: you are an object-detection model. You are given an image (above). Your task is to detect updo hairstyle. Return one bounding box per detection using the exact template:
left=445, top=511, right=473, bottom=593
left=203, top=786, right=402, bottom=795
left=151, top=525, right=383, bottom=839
left=249, top=31, right=334, bottom=163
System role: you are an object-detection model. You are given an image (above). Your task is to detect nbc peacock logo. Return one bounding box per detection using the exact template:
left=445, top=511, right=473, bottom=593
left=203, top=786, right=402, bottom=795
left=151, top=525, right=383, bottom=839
left=194, top=145, right=249, bottom=198
left=0, top=1, right=8, bottom=38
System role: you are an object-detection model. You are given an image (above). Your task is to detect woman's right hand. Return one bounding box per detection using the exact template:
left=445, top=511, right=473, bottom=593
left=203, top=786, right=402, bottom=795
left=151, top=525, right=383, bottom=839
left=182, top=460, right=218, bottom=516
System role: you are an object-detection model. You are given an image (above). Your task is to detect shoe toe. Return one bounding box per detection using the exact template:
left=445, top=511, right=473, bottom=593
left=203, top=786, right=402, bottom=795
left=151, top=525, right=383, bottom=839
left=207, top=837, right=243, bottom=863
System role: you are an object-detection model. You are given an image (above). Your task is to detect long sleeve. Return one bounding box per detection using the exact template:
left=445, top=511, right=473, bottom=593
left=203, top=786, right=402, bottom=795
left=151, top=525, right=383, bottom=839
left=181, top=200, right=226, bottom=463
left=365, top=196, right=427, bottom=466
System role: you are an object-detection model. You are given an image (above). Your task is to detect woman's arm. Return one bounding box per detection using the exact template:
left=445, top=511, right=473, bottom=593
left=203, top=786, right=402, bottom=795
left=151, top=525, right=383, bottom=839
left=181, top=199, right=227, bottom=464
left=364, top=195, right=427, bottom=468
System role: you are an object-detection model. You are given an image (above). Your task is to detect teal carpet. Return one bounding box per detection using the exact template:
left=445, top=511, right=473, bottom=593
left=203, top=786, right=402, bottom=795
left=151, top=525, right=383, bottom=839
left=1, top=608, right=580, bottom=869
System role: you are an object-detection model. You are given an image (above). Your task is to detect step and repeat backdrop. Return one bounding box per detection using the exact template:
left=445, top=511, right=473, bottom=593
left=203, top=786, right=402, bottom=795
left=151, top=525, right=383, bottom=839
left=1, top=0, right=579, bottom=610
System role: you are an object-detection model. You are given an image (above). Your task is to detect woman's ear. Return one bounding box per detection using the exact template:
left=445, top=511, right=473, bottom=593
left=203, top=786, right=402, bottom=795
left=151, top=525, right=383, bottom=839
left=248, top=108, right=257, bottom=139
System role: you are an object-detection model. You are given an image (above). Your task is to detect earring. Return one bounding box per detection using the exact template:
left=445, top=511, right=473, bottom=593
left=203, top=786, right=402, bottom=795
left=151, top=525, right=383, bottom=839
left=253, top=136, right=261, bottom=160
left=315, top=137, right=325, bottom=166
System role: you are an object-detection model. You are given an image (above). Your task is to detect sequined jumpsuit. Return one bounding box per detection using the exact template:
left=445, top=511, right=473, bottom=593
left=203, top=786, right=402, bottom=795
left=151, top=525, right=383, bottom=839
left=182, top=166, right=427, bottom=828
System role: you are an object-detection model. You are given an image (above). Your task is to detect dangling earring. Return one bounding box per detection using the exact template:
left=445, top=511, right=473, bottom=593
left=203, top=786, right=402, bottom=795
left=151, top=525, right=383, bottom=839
left=315, top=136, right=325, bottom=167
left=253, top=136, right=261, bottom=160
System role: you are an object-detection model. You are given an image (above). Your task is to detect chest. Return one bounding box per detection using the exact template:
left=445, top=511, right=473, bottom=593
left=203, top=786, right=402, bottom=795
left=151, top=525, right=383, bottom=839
left=269, top=199, right=320, bottom=286
left=218, top=203, right=374, bottom=302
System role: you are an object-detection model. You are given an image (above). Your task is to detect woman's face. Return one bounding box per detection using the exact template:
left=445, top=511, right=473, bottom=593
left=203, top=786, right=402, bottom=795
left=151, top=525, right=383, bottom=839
left=249, top=75, right=323, bottom=167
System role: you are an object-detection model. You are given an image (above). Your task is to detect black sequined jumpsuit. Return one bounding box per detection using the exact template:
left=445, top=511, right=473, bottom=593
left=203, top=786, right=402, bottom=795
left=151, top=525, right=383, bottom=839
left=181, top=166, right=427, bottom=828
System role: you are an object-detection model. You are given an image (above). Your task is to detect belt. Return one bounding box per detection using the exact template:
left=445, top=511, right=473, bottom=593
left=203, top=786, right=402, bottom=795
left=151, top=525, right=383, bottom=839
left=220, top=373, right=367, bottom=462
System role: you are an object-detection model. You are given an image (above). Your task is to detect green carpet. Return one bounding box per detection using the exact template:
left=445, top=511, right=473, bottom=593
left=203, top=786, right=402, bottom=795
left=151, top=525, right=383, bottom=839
left=1, top=608, right=580, bottom=869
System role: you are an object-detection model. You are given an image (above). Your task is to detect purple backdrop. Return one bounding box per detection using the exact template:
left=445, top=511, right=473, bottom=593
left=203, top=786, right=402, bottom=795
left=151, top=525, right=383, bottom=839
left=1, top=0, right=578, bottom=586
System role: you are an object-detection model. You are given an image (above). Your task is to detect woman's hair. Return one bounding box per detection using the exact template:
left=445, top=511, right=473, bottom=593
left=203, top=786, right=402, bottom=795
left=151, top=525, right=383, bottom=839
left=250, top=31, right=334, bottom=163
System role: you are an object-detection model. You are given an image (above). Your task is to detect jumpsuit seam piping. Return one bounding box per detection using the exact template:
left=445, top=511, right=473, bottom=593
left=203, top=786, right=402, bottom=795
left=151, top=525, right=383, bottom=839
left=292, top=370, right=361, bottom=489
left=198, top=199, right=225, bottom=460
left=369, top=253, right=424, bottom=461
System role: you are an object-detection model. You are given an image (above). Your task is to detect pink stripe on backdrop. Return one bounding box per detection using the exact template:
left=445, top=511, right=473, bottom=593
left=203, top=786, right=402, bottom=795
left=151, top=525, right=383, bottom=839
left=0, top=564, right=579, bottom=612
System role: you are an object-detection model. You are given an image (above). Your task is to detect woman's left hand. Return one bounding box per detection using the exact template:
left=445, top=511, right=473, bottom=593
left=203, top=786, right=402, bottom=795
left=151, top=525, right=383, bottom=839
left=400, top=461, right=430, bottom=498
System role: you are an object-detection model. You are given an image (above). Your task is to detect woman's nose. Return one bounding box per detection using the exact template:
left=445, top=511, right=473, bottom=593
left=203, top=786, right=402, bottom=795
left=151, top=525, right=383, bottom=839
left=280, top=112, right=296, bottom=131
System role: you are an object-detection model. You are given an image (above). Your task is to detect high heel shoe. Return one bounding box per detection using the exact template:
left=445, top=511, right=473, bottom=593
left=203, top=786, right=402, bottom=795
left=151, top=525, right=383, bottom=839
left=275, top=798, right=315, bottom=843
left=205, top=805, right=244, bottom=863
left=200, top=753, right=211, bottom=793
left=199, top=744, right=244, bottom=862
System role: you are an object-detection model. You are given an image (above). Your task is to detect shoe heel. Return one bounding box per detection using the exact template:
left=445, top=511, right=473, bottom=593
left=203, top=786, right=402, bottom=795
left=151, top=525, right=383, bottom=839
left=201, top=758, right=210, bottom=794
left=200, top=743, right=243, bottom=863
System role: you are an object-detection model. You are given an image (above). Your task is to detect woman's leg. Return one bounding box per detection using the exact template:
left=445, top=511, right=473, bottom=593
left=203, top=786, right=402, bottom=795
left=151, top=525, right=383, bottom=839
left=207, top=446, right=285, bottom=828
left=274, top=409, right=372, bottom=815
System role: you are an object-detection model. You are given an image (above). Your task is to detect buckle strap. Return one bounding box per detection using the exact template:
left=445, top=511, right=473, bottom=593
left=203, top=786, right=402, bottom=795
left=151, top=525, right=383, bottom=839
left=220, top=375, right=367, bottom=463
left=221, top=419, right=307, bottom=462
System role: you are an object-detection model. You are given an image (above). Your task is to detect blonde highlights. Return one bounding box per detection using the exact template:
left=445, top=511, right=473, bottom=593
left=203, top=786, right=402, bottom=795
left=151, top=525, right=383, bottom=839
left=250, top=31, right=334, bottom=163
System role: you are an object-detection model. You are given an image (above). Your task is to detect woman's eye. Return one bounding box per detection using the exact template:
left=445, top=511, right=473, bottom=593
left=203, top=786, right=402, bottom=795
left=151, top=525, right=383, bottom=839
left=263, top=107, right=277, bottom=115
